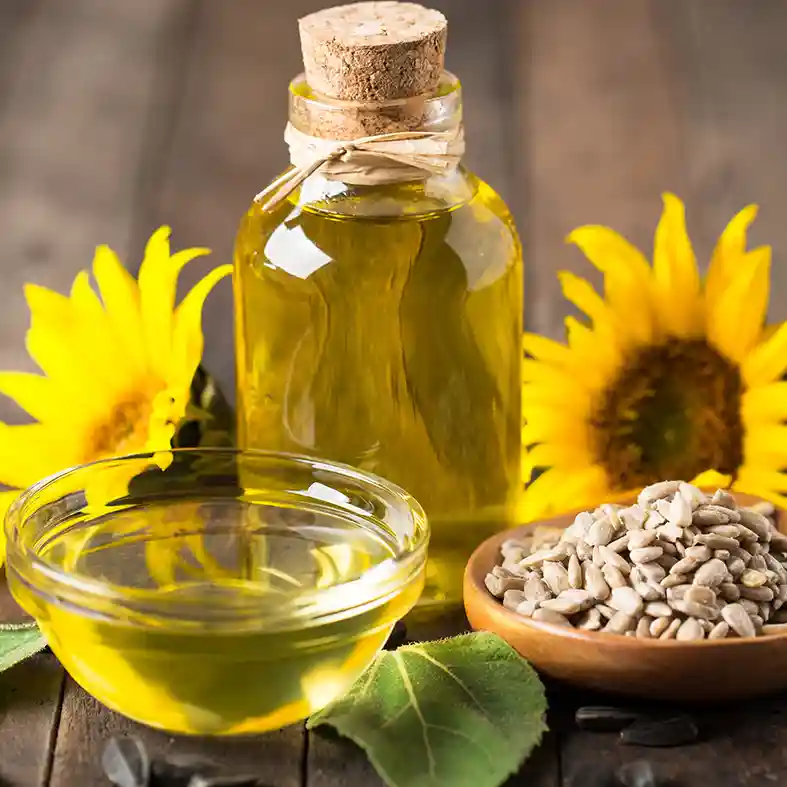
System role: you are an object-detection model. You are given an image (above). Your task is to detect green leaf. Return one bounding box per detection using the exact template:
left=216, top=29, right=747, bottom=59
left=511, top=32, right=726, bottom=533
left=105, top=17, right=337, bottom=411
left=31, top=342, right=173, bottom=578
left=0, top=625, right=46, bottom=673
left=307, top=631, right=548, bottom=787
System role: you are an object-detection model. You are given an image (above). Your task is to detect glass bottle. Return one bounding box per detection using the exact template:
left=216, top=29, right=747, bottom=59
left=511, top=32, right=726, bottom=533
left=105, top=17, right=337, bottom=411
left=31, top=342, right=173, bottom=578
left=233, top=2, right=523, bottom=611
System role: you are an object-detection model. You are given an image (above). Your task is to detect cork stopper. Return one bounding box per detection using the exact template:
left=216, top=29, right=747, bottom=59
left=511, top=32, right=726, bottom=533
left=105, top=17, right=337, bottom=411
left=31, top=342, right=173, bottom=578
left=298, top=2, right=447, bottom=103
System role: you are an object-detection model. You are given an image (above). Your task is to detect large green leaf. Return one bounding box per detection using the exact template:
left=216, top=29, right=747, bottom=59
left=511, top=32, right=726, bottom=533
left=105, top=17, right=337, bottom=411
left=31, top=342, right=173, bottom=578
left=0, top=623, right=46, bottom=673
left=307, top=632, right=548, bottom=787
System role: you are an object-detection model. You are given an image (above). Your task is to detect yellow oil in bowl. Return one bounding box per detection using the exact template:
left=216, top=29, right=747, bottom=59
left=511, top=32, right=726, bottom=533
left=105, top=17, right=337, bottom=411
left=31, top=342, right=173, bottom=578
left=4, top=449, right=428, bottom=735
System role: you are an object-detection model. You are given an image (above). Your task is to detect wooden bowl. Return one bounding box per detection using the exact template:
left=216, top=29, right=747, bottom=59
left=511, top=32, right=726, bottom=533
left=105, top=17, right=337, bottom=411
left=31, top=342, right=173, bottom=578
left=464, top=492, right=787, bottom=701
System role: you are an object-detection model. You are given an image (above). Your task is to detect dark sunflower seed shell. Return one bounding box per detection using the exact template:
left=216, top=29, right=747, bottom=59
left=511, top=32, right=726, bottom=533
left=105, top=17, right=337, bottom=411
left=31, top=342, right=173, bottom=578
left=620, top=715, right=699, bottom=747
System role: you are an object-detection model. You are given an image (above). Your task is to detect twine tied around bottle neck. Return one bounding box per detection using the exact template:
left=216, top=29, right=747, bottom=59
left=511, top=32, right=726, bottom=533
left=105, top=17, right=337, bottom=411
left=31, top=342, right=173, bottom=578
left=254, top=122, right=465, bottom=213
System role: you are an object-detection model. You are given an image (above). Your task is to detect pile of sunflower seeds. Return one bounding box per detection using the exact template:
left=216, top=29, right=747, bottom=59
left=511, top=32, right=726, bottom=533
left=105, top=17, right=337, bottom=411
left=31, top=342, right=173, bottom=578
left=485, top=481, right=787, bottom=640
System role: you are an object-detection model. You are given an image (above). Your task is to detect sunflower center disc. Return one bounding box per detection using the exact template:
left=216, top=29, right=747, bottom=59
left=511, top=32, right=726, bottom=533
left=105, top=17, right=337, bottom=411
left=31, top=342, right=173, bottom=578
left=590, top=339, right=743, bottom=489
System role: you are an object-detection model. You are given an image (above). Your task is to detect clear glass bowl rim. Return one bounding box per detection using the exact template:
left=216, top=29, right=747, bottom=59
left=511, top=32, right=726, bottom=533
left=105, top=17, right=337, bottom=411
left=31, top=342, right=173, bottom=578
left=4, top=447, right=429, bottom=630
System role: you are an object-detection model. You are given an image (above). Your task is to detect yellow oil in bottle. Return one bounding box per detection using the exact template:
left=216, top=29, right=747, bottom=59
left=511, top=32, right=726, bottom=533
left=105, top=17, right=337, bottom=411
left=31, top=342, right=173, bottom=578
left=11, top=499, right=422, bottom=735
left=234, top=174, right=523, bottom=609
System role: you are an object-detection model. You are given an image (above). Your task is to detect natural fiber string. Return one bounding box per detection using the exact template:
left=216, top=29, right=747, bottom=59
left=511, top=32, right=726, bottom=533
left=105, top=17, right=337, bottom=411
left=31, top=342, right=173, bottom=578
left=254, top=122, right=465, bottom=213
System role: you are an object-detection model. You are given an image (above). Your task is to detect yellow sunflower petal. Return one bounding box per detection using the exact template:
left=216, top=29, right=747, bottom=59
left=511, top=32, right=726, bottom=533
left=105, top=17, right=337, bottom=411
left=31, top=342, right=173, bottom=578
left=735, top=468, right=787, bottom=495
left=0, top=424, right=79, bottom=489
left=707, top=246, right=770, bottom=363
left=522, top=443, right=593, bottom=484
left=522, top=333, right=571, bottom=364
left=170, top=264, right=233, bottom=388
left=690, top=469, right=733, bottom=489
left=652, top=193, right=702, bottom=337
left=138, top=226, right=212, bottom=378
left=0, top=372, right=59, bottom=424
left=705, top=204, right=759, bottom=306
left=567, top=226, right=655, bottom=344
left=742, top=320, right=787, bottom=387
left=92, top=245, right=146, bottom=374
left=741, top=382, right=787, bottom=424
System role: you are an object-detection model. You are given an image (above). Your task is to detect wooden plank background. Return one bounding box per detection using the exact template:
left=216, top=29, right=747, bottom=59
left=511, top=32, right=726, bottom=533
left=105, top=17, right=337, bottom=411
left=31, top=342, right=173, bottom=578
left=2, top=1, right=787, bottom=785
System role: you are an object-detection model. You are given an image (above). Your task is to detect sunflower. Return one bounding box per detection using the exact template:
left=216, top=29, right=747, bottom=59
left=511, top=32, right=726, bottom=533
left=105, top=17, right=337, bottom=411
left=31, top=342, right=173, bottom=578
left=521, top=192, right=787, bottom=521
left=0, top=226, right=232, bottom=566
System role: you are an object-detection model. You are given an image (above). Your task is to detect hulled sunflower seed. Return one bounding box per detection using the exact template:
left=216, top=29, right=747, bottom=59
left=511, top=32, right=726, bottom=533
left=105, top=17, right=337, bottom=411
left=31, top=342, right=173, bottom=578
left=722, top=603, right=756, bottom=637
left=711, top=489, right=737, bottom=510
left=738, top=509, right=772, bottom=541
left=575, top=540, right=593, bottom=561
left=621, top=505, right=648, bottom=530
left=597, top=603, right=617, bottom=620
left=672, top=599, right=718, bottom=620
left=677, top=618, right=705, bottom=641
left=532, top=608, right=571, bottom=626
left=661, top=542, right=678, bottom=556
left=708, top=621, right=730, bottom=639
left=740, top=585, right=775, bottom=602
left=645, top=601, right=673, bottom=618
left=654, top=499, right=672, bottom=520
left=603, top=611, right=635, bottom=634
left=760, top=602, right=772, bottom=622
left=630, top=546, right=664, bottom=564
left=568, top=554, right=583, bottom=589
left=726, top=557, right=746, bottom=577
left=670, top=556, right=700, bottom=576
left=583, top=561, right=611, bottom=600
left=685, top=545, right=712, bottom=562
left=602, top=564, right=629, bottom=589
left=639, top=481, right=681, bottom=507
left=662, top=573, right=689, bottom=588
left=707, top=525, right=740, bottom=540
left=586, top=517, right=615, bottom=547
left=764, top=553, right=787, bottom=583
left=638, top=562, right=666, bottom=583
left=720, top=582, right=740, bottom=601
left=694, top=533, right=739, bottom=550
left=679, top=482, right=706, bottom=509
left=657, top=523, right=684, bottom=543
left=633, top=578, right=664, bottom=602
left=668, top=493, right=692, bottom=527
left=713, top=549, right=731, bottom=561
left=628, top=530, right=658, bottom=550
left=542, top=562, right=571, bottom=595
left=770, top=531, right=787, bottom=552
left=577, top=607, right=603, bottom=630
left=675, top=541, right=687, bottom=557
left=751, top=614, right=765, bottom=631
left=659, top=618, right=682, bottom=640
left=503, top=589, right=528, bottom=610
left=684, top=585, right=716, bottom=607
left=647, top=620, right=669, bottom=642
left=741, top=569, right=768, bottom=588
left=609, top=586, right=644, bottom=616
left=694, top=508, right=731, bottom=527
left=608, top=534, right=630, bottom=553
left=484, top=574, right=523, bottom=597
left=655, top=553, right=678, bottom=571
left=524, top=575, right=552, bottom=603
left=740, top=598, right=760, bottom=616
left=515, top=600, right=538, bottom=617
left=735, top=524, right=759, bottom=542
left=693, top=559, right=728, bottom=587
left=666, top=584, right=692, bottom=602
left=598, top=544, right=632, bottom=573
left=636, top=616, right=653, bottom=639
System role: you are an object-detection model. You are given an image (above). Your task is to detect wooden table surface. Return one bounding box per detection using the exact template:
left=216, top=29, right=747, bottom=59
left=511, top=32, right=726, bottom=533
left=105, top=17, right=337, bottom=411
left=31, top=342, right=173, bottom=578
left=4, top=1, right=787, bottom=785
left=4, top=582, right=787, bottom=787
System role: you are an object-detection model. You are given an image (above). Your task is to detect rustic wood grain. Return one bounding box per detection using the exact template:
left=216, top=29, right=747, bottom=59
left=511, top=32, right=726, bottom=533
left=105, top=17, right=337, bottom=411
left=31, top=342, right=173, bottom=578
left=523, top=0, right=689, bottom=338
left=0, top=0, right=192, bottom=423
left=558, top=690, right=787, bottom=786
left=49, top=678, right=304, bottom=787
left=0, top=653, right=63, bottom=787
left=655, top=0, right=787, bottom=322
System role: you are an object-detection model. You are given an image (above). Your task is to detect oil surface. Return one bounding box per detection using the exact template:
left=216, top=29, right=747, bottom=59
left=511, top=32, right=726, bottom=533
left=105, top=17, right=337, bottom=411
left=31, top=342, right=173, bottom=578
left=234, top=173, right=523, bottom=608
left=14, top=499, right=421, bottom=735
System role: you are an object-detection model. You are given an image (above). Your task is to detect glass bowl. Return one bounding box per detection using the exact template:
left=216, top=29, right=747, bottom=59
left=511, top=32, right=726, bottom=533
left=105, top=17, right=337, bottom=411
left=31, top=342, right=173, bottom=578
left=4, top=448, right=428, bottom=735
